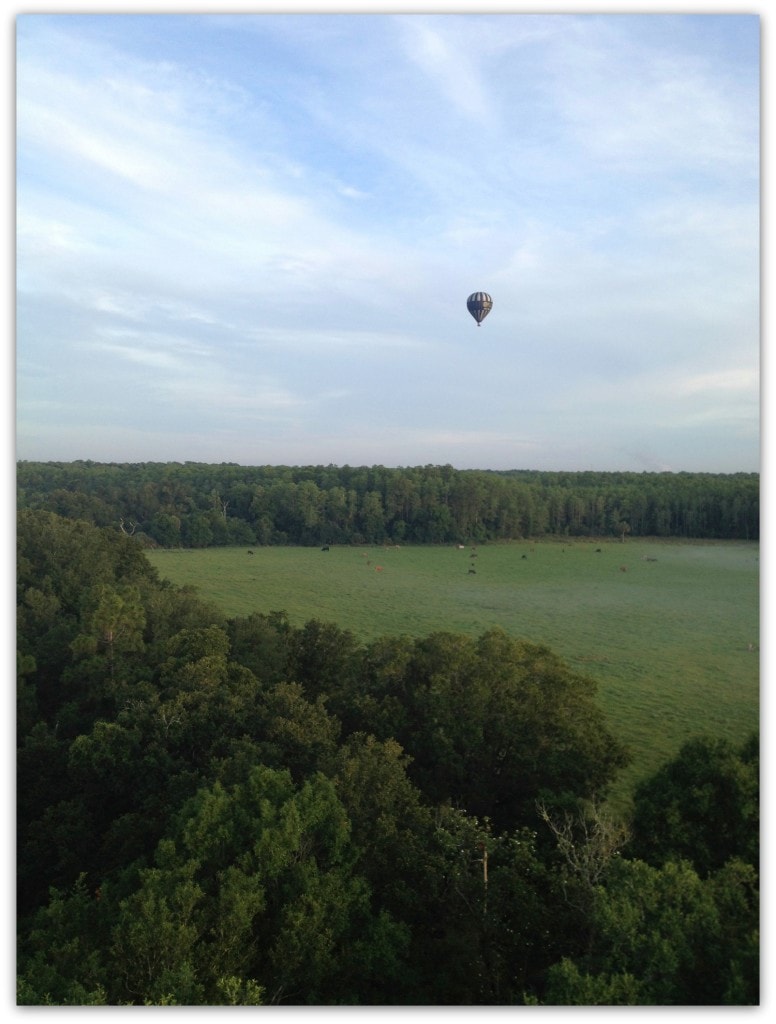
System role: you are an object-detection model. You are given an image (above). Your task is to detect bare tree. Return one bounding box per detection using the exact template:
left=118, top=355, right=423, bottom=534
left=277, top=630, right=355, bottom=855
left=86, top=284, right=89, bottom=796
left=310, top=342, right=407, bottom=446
left=212, top=491, right=229, bottom=519
left=537, top=798, right=629, bottom=909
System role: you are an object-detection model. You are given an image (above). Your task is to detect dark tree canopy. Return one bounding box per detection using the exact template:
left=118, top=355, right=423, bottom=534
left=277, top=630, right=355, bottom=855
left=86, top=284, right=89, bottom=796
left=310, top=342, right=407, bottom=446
left=628, top=735, right=759, bottom=876
left=17, top=461, right=759, bottom=547
left=16, top=510, right=758, bottom=1005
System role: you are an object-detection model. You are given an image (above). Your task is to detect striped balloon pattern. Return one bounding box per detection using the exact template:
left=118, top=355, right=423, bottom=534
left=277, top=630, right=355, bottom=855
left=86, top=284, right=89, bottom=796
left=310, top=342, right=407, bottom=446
left=466, top=292, right=493, bottom=325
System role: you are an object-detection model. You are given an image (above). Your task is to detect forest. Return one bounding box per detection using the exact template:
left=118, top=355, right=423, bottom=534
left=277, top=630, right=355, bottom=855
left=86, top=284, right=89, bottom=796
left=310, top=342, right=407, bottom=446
left=16, top=503, right=759, bottom=1005
left=17, top=460, right=759, bottom=547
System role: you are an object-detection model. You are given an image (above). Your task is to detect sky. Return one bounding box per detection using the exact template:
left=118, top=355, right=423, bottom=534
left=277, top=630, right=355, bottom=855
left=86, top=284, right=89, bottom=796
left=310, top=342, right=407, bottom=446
left=15, top=4, right=761, bottom=472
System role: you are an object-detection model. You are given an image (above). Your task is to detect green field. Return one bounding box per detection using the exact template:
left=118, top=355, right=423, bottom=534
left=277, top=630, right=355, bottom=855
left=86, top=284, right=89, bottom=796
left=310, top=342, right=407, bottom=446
left=147, top=539, right=760, bottom=804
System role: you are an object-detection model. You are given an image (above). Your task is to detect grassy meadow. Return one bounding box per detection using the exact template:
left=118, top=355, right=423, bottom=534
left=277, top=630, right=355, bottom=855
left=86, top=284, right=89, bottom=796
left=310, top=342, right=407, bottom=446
left=147, top=539, right=759, bottom=805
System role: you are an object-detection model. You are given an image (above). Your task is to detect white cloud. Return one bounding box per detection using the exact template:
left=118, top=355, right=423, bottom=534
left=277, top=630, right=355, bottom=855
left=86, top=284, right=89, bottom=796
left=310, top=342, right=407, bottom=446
left=95, top=341, right=183, bottom=372
left=15, top=12, right=760, bottom=472
left=542, top=18, right=757, bottom=176
left=672, top=368, right=759, bottom=398
left=398, top=17, right=496, bottom=127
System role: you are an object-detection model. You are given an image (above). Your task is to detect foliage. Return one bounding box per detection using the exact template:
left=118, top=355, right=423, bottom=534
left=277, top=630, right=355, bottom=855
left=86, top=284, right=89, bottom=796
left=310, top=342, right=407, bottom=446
left=540, top=857, right=758, bottom=1005
left=16, top=511, right=758, bottom=1005
left=18, top=460, right=759, bottom=546
left=143, top=539, right=760, bottom=808
left=628, top=734, right=759, bottom=875
left=328, top=628, right=631, bottom=830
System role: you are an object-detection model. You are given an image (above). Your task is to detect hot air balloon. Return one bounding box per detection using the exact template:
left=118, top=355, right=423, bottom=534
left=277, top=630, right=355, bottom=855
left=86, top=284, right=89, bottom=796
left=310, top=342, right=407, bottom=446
left=467, top=291, right=493, bottom=326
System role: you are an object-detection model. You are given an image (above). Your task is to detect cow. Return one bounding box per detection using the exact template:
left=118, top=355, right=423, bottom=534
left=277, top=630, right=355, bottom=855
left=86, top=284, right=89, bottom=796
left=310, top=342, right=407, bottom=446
left=321, top=546, right=330, bottom=552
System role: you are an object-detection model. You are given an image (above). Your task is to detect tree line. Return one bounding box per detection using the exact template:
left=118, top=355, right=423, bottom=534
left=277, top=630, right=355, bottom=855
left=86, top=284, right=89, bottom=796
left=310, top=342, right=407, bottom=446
left=17, top=510, right=759, bottom=1005
left=17, top=460, right=759, bottom=547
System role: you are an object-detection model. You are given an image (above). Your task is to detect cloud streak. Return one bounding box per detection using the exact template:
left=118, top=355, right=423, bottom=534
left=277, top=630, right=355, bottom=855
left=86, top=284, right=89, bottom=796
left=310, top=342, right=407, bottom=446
left=16, top=12, right=759, bottom=471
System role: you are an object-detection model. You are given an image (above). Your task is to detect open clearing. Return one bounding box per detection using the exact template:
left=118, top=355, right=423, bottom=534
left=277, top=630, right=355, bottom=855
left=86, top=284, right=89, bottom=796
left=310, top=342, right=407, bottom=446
left=148, top=539, right=759, bottom=805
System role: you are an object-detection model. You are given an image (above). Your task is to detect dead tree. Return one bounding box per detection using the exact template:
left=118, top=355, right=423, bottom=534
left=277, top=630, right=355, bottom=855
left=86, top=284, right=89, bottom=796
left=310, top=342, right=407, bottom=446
left=537, top=799, right=629, bottom=915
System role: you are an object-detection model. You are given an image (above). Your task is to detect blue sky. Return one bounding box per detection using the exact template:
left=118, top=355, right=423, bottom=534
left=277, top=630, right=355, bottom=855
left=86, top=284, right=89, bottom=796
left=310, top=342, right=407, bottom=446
left=15, top=7, right=760, bottom=471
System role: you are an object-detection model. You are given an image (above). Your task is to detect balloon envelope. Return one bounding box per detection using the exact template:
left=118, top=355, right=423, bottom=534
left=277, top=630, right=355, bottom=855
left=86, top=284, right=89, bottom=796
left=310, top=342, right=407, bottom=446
left=467, top=292, right=493, bottom=325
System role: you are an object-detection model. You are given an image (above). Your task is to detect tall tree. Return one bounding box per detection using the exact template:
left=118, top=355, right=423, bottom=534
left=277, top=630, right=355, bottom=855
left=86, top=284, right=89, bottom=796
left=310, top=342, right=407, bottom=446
left=628, top=734, right=759, bottom=875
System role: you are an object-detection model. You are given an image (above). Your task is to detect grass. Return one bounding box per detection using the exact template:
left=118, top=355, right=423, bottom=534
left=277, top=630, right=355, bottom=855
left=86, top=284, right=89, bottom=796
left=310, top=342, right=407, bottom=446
left=147, top=539, right=760, bottom=808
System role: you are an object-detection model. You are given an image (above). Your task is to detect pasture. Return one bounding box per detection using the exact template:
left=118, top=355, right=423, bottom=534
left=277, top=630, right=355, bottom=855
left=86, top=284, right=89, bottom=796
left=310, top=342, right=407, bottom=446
left=147, top=539, right=759, bottom=805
